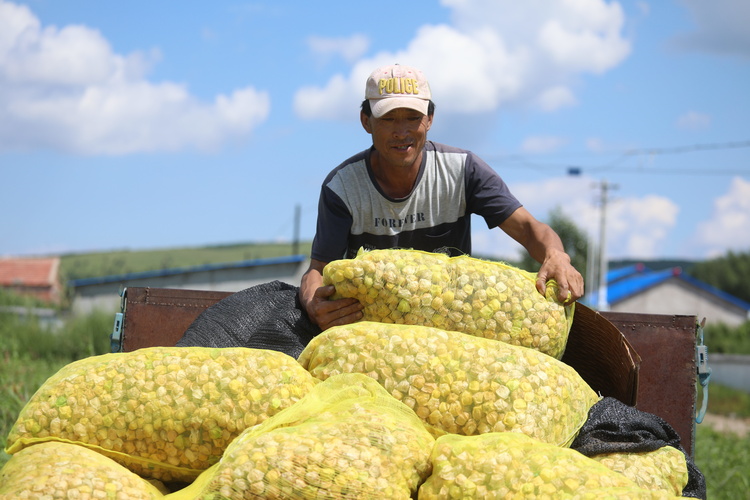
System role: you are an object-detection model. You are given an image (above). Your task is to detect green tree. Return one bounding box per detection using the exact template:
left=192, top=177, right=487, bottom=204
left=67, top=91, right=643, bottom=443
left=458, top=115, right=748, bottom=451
left=517, top=207, right=589, bottom=283
left=689, top=250, right=750, bottom=304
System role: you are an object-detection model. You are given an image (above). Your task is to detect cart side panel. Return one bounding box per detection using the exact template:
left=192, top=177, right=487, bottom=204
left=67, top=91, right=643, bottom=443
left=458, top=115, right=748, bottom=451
left=602, top=311, right=697, bottom=457
left=562, top=303, right=640, bottom=407
left=121, top=287, right=232, bottom=352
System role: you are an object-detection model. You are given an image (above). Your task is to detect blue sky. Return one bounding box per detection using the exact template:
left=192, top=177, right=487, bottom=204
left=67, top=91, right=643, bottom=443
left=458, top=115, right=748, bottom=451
left=1, top=0, right=748, bottom=263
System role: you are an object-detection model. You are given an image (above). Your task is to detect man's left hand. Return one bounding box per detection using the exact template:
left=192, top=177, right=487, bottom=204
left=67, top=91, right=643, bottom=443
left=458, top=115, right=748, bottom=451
left=535, top=252, right=584, bottom=304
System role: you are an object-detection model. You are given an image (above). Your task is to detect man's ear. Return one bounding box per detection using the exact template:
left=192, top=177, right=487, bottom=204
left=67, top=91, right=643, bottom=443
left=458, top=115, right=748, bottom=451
left=360, top=111, right=372, bottom=134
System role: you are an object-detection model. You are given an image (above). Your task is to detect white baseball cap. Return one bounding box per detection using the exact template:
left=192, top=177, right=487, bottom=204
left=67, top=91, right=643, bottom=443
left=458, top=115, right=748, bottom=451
left=365, top=64, right=431, bottom=118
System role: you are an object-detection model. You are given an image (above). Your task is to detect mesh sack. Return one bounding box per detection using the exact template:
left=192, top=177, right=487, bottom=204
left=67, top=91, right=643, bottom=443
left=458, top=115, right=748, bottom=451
left=418, top=432, right=681, bottom=500
left=323, top=248, right=573, bottom=359
left=0, top=441, right=165, bottom=499
left=5, top=346, right=318, bottom=482
left=571, top=397, right=705, bottom=499
left=170, top=373, right=435, bottom=500
left=297, top=321, right=599, bottom=445
left=176, top=280, right=320, bottom=359
left=592, top=446, right=689, bottom=496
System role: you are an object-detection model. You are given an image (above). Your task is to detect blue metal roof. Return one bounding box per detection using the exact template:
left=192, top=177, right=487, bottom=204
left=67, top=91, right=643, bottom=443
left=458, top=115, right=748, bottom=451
left=606, top=267, right=678, bottom=304
left=606, top=263, right=647, bottom=283
left=68, top=254, right=307, bottom=287
left=603, top=265, right=750, bottom=311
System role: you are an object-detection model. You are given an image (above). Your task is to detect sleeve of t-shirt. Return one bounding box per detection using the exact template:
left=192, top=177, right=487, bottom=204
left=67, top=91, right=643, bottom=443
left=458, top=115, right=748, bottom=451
left=464, top=152, right=522, bottom=229
left=310, top=183, right=352, bottom=263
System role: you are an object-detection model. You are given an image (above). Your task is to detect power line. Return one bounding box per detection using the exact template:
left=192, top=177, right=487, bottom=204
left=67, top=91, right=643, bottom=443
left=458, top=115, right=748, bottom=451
left=486, top=139, right=750, bottom=176
left=615, top=139, right=750, bottom=156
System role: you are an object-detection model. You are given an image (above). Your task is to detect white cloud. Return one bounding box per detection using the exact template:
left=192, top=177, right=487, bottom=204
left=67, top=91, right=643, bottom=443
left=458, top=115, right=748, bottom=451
left=676, top=110, right=711, bottom=130
left=586, top=137, right=606, bottom=152
left=535, top=85, right=577, bottom=111
left=307, top=34, right=370, bottom=64
left=521, top=135, right=566, bottom=153
left=471, top=175, right=680, bottom=261
left=0, top=0, right=270, bottom=155
left=693, top=177, right=750, bottom=257
left=606, top=195, right=679, bottom=258
left=472, top=175, right=594, bottom=260
left=294, top=0, right=631, bottom=120
left=672, top=0, right=750, bottom=59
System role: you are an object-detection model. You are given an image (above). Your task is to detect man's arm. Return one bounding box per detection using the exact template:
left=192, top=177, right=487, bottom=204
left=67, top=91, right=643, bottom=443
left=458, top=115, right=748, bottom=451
left=499, top=207, right=584, bottom=304
left=300, top=258, right=364, bottom=330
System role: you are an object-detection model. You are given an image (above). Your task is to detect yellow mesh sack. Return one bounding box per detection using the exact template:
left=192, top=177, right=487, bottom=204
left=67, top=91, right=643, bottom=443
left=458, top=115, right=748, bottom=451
left=0, top=441, right=165, bottom=499
left=5, top=346, right=318, bottom=483
left=297, top=321, right=599, bottom=445
left=571, top=487, right=684, bottom=499
left=167, top=373, right=435, bottom=500
left=418, top=432, right=682, bottom=500
left=323, top=248, right=574, bottom=359
left=592, top=446, right=689, bottom=496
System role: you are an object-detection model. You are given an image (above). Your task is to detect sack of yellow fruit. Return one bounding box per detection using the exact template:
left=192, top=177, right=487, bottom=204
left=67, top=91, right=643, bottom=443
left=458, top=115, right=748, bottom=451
left=298, top=321, right=599, bottom=445
left=418, top=432, right=681, bottom=499
left=592, top=446, right=689, bottom=496
left=0, top=441, right=165, bottom=499
left=169, top=373, right=435, bottom=500
left=5, top=346, right=318, bottom=482
left=323, top=248, right=574, bottom=359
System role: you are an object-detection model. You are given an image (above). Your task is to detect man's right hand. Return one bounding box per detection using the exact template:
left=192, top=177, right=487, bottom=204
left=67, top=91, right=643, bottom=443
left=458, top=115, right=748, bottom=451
left=300, top=259, right=363, bottom=330
left=306, top=284, right=363, bottom=331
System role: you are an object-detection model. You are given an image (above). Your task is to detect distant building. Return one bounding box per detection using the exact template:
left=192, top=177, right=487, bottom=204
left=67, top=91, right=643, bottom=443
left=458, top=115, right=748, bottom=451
left=584, top=264, right=750, bottom=327
left=0, top=257, right=63, bottom=304
left=68, top=254, right=309, bottom=314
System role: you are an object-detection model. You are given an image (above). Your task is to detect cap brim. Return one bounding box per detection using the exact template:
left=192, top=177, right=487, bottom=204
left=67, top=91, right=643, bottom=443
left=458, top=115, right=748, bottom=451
left=369, top=97, right=429, bottom=118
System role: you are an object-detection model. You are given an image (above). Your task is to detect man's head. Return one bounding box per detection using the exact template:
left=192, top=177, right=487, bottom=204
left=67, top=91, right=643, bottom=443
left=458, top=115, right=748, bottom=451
left=363, top=64, right=433, bottom=118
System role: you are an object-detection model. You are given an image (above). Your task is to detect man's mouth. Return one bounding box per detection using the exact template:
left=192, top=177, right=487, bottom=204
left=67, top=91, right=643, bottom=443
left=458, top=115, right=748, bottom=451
left=392, top=144, right=412, bottom=151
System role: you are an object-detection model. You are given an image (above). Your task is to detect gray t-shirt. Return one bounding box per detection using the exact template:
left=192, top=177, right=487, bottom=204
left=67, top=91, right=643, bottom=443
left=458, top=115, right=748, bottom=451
left=311, top=141, right=522, bottom=261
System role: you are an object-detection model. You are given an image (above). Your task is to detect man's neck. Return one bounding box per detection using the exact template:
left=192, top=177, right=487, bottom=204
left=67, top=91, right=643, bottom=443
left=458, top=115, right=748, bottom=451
left=370, top=149, right=423, bottom=198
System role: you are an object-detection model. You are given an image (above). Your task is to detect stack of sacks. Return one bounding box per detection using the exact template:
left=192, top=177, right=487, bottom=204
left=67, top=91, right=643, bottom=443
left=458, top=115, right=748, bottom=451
left=1, top=249, right=695, bottom=498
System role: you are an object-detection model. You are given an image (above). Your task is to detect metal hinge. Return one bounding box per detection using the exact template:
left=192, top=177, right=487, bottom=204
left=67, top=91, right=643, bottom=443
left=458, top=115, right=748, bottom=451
left=109, top=286, right=127, bottom=353
left=695, top=318, right=711, bottom=424
left=110, top=312, right=123, bottom=353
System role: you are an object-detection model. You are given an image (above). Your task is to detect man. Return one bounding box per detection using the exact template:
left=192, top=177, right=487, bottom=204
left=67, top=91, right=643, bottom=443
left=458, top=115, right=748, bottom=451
left=301, top=64, right=584, bottom=330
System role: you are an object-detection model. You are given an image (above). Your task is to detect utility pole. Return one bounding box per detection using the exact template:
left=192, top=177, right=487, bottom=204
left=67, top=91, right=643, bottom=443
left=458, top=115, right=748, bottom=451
left=292, top=204, right=301, bottom=255
left=594, top=180, right=617, bottom=311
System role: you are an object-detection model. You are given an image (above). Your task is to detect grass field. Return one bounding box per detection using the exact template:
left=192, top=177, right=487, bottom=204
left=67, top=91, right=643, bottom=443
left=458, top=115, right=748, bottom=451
left=59, top=241, right=313, bottom=282
left=1, top=305, right=749, bottom=498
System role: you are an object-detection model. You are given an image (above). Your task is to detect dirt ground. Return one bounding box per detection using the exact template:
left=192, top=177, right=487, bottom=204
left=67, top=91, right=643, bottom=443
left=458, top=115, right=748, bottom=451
left=701, top=413, right=750, bottom=437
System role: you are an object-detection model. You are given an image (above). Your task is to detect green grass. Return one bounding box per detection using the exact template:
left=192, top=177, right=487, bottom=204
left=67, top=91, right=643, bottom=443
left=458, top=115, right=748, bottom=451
left=59, top=241, right=312, bottom=281
left=696, top=424, right=750, bottom=499
left=0, top=308, right=112, bottom=467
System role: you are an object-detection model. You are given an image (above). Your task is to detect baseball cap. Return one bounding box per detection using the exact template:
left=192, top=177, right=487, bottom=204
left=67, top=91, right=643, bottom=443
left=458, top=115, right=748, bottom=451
left=365, top=64, right=431, bottom=118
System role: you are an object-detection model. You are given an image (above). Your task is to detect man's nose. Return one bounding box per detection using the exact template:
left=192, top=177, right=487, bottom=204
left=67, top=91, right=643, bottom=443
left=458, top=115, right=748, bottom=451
left=392, top=118, right=410, bottom=137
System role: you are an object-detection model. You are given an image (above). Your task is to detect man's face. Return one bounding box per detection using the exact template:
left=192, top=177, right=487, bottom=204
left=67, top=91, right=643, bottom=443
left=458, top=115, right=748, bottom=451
left=361, top=107, right=433, bottom=170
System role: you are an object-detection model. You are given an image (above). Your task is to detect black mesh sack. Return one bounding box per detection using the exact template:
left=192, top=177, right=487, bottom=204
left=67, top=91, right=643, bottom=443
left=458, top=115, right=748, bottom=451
left=176, top=280, right=320, bottom=359
left=571, top=397, right=706, bottom=499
